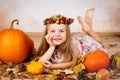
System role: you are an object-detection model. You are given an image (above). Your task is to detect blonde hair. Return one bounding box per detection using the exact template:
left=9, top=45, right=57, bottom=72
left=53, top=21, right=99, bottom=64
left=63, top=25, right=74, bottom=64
left=36, top=24, right=73, bottom=62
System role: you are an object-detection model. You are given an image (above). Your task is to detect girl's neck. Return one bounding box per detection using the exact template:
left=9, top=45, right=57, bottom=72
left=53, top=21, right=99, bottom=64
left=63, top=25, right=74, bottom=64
left=55, top=46, right=64, bottom=54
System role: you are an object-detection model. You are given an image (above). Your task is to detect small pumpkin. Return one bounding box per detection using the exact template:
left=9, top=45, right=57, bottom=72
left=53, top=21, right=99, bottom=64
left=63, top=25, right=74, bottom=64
left=0, top=19, right=30, bottom=64
left=26, top=61, right=43, bottom=74
left=83, top=50, right=110, bottom=72
left=96, top=68, right=110, bottom=80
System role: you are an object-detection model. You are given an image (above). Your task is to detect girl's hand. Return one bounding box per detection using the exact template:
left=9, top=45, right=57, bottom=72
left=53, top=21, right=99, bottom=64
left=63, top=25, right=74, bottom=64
left=45, top=34, right=55, bottom=47
left=43, top=61, right=53, bottom=69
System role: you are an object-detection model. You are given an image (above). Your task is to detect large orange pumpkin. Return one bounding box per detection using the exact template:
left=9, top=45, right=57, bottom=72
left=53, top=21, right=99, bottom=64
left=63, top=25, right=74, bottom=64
left=28, top=36, right=34, bottom=53
left=83, top=50, right=110, bottom=72
left=0, top=19, right=30, bottom=64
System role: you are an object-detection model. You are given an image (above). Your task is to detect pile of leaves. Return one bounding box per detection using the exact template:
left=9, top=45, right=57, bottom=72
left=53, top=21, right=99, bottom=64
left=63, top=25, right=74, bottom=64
left=0, top=50, right=120, bottom=80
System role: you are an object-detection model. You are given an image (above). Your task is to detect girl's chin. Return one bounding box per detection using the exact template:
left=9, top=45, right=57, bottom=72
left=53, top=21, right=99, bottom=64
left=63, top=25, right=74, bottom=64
left=53, top=41, right=61, bottom=46
left=53, top=43, right=61, bottom=46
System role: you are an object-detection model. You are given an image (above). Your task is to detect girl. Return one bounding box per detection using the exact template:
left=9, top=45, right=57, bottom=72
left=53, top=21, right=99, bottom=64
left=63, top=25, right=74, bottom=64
left=36, top=8, right=105, bottom=71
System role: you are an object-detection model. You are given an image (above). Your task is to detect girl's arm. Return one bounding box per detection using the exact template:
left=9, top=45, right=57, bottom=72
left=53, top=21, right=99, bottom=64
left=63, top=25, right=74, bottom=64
left=43, top=45, right=78, bottom=69
left=51, top=61, right=74, bottom=69
left=38, top=46, right=55, bottom=63
left=44, top=59, right=76, bottom=69
left=51, top=46, right=78, bottom=69
left=38, top=34, right=56, bottom=63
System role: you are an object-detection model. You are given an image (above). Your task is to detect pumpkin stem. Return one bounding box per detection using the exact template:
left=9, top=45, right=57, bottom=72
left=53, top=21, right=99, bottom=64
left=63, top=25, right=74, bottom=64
left=10, top=19, right=19, bottom=29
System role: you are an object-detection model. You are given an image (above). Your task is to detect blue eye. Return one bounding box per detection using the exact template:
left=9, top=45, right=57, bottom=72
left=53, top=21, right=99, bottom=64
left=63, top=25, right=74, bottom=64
left=51, top=30, right=55, bottom=33
left=60, top=30, right=64, bottom=32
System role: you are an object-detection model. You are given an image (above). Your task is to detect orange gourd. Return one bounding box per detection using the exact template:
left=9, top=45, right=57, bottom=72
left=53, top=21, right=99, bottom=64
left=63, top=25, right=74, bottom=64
left=0, top=19, right=30, bottom=64
left=26, top=61, right=43, bottom=74
left=83, top=50, right=110, bottom=72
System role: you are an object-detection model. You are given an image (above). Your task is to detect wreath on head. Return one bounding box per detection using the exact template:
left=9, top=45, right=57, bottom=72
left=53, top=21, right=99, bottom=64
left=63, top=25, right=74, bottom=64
left=43, top=15, right=74, bottom=25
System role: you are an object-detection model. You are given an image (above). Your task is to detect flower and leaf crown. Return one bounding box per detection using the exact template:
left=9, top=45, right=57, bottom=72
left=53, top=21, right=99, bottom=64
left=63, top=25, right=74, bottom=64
left=43, top=15, right=74, bottom=25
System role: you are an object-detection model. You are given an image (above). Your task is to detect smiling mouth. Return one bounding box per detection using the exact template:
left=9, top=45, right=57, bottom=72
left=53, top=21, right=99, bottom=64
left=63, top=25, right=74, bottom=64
left=52, top=37, right=61, bottom=41
left=53, top=38, right=61, bottom=41
left=53, top=36, right=61, bottom=39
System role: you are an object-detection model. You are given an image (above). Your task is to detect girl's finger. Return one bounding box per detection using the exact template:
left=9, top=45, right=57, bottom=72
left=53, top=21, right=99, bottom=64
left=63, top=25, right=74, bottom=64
left=46, top=34, right=54, bottom=46
left=43, top=62, right=48, bottom=67
left=43, top=61, right=50, bottom=68
left=45, top=34, right=51, bottom=43
left=49, top=34, right=54, bottom=42
left=45, top=34, right=53, bottom=41
left=44, top=61, right=50, bottom=64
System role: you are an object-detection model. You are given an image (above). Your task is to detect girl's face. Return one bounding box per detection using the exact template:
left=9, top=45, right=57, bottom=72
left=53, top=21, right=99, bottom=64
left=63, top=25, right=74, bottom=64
left=47, top=24, right=67, bottom=46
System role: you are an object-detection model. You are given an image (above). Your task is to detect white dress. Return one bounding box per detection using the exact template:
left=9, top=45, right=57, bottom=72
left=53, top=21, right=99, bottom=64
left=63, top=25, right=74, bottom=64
left=71, top=34, right=106, bottom=58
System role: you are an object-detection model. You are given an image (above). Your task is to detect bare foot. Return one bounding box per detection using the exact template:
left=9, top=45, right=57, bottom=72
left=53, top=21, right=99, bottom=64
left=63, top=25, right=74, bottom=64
left=85, top=7, right=95, bottom=29
left=77, top=16, right=90, bottom=33
left=77, top=16, right=85, bottom=27
left=77, top=7, right=95, bottom=33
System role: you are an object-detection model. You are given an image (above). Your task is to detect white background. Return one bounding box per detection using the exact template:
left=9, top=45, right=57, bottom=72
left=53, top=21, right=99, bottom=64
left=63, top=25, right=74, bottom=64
left=0, top=0, right=120, bottom=32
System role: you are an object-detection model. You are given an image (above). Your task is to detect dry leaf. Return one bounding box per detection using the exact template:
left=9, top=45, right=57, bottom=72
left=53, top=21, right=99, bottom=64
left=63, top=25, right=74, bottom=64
left=109, top=43, right=117, bottom=47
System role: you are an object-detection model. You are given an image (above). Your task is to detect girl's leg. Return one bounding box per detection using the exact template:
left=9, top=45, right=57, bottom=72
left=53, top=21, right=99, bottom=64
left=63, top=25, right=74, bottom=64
left=77, top=7, right=95, bottom=33
left=77, top=7, right=102, bottom=44
left=85, top=7, right=95, bottom=30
